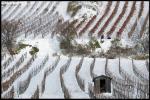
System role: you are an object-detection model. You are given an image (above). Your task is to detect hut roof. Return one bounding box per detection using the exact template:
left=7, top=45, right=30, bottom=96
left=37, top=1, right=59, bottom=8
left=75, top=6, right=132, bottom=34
left=93, top=75, right=112, bottom=82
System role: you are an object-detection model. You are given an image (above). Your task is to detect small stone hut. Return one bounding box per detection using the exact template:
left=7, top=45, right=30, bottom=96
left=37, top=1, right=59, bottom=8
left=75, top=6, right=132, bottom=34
left=93, top=75, right=111, bottom=94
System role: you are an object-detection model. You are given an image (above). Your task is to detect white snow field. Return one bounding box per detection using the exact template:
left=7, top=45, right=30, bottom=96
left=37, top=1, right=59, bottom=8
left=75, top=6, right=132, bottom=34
left=41, top=56, right=68, bottom=98
left=63, top=57, right=89, bottom=98
left=1, top=1, right=149, bottom=99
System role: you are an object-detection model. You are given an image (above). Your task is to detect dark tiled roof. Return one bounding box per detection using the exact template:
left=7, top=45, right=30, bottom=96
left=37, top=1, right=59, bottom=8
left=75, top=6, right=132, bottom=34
left=93, top=75, right=112, bottom=81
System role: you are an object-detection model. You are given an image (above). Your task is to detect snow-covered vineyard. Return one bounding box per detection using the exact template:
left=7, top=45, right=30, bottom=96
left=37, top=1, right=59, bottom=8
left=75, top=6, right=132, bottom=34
left=1, top=1, right=149, bottom=99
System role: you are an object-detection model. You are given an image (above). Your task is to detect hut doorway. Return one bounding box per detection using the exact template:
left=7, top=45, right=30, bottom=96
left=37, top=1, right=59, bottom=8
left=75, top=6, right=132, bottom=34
left=100, top=79, right=106, bottom=92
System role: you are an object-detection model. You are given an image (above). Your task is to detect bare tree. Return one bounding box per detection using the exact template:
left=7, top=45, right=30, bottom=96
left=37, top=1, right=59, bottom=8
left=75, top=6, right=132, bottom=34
left=1, top=20, right=20, bottom=55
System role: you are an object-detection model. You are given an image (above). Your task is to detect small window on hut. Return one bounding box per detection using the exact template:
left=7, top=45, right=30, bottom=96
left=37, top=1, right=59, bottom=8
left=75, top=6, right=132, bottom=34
left=100, top=79, right=105, bottom=92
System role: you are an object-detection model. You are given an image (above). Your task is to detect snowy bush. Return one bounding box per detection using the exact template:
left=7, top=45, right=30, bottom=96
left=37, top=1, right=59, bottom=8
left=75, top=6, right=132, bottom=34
left=60, top=36, right=74, bottom=50
left=67, top=1, right=82, bottom=17
left=88, top=37, right=101, bottom=50
left=29, top=47, right=39, bottom=55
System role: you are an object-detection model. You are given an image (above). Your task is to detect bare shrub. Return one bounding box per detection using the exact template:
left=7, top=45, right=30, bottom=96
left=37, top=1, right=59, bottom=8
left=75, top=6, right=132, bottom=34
left=1, top=20, right=20, bottom=55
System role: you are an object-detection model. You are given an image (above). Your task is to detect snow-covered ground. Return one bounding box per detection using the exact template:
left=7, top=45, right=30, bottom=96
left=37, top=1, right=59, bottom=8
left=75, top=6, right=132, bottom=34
left=120, top=58, right=146, bottom=83
left=103, top=1, right=125, bottom=37
left=93, top=58, right=106, bottom=76
left=133, top=60, right=149, bottom=79
left=107, top=58, right=123, bottom=79
left=9, top=3, right=27, bottom=20
left=18, top=56, right=55, bottom=98
left=41, top=56, right=68, bottom=98
left=77, top=57, right=93, bottom=93
left=2, top=4, right=18, bottom=20
left=1, top=1, right=149, bottom=99
left=54, top=1, right=70, bottom=21
left=63, top=57, right=89, bottom=98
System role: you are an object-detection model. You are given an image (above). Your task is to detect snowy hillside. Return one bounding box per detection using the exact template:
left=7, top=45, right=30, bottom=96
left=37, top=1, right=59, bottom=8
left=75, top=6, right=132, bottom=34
left=1, top=1, right=149, bottom=99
